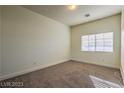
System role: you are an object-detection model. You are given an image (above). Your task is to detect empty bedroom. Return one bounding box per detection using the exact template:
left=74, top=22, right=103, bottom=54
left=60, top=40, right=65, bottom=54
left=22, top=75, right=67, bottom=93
left=0, top=5, right=124, bottom=88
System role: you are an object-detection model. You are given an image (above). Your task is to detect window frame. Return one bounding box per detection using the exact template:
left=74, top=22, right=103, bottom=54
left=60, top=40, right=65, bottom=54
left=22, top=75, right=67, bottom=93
left=81, top=32, right=113, bottom=52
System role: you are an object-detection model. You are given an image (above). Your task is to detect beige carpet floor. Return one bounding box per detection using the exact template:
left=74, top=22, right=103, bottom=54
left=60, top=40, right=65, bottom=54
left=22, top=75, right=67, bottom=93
left=0, top=60, right=123, bottom=88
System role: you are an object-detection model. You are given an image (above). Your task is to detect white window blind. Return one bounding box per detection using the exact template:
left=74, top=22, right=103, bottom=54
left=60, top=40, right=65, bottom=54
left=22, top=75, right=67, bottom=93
left=81, top=32, right=113, bottom=52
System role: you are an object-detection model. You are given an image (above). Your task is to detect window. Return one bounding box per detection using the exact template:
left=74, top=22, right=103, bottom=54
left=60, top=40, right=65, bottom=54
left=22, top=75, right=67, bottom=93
left=81, top=32, right=113, bottom=52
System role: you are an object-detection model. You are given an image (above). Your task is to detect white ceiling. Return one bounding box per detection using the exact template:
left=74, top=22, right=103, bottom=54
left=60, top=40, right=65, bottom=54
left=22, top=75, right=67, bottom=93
left=23, top=5, right=123, bottom=26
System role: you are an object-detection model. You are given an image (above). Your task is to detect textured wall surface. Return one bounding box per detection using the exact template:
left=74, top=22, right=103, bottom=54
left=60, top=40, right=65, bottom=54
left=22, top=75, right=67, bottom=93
left=2, top=6, right=70, bottom=76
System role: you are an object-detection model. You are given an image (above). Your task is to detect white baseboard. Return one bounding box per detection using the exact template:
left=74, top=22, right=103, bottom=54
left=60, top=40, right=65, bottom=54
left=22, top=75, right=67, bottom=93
left=0, top=59, right=70, bottom=81
left=120, top=66, right=124, bottom=84
left=71, top=58, right=119, bottom=69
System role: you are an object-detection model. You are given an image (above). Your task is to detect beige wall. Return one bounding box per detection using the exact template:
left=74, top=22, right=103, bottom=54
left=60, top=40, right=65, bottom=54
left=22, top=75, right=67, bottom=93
left=1, top=6, right=70, bottom=77
left=71, top=14, right=121, bottom=68
left=121, top=9, right=124, bottom=82
left=0, top=6, right=2, bottom=76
